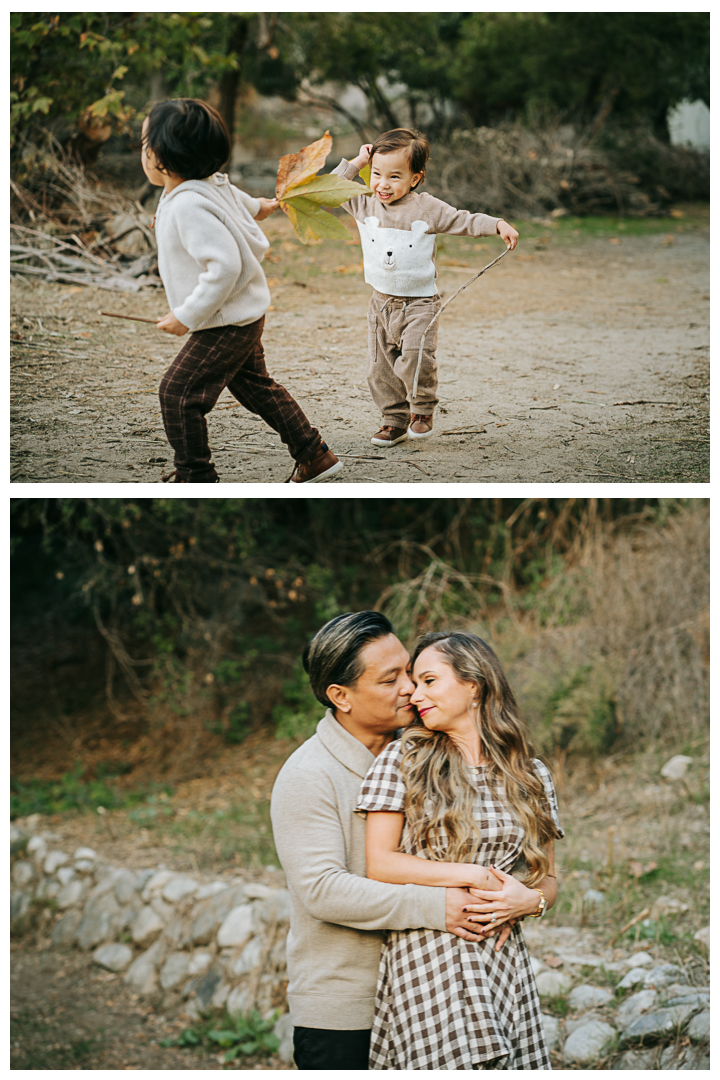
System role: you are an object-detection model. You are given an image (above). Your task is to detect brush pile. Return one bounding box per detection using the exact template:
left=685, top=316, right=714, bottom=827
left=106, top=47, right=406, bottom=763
left=10, top=143, right=159, bottom=292
left=430, top=121, right=708, bottom=219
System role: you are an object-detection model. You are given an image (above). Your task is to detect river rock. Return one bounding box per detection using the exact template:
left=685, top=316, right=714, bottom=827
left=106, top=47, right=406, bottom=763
left=150, top=896, right=175, bottom=924
left=51, top=907, right=83, bottom=947
left=243, top=882, right=272, bottom=900
left=686, top=1010, right=709, bottom=1041
left=12, top=860, right=35, bottom=888
left=623, top=950, right=654, bottom=968
left=650, top=895, right=689, bottom=920
left=226, top=984, right=251, bottom=1018
left=93, top=943, right=134, bottom=972
left=74, top=859, right=96, bottom=874
left=195, top=881, right=228, bottom=900
left=660, top=754, right=692, bottom=780
left=617, top=966, right=649, bottom=990
left=231, top=936, right=264, bottom=977
left=563, top=1019, right=616, bottom=1064
left=643, top=963, right=687, bottom=988
left=612, top=1048, right=656, bottom=1069
left=124, top=938, right=166, bottom=996
left=254, top=889, right=292, bottom=924
left=132, top=904, right=165, bottom=947
left=620, top=1002, right=696, bottom=1043
left=541, top=1013, right=560, bottom=1051
left=113, top=869, right=139, bottom=905
left=693, top=926, right=709, bottom=949
left=188, top=950, right=213, bottom=976
left=663, top=991, right=710, bottom=1009
left=57, top=865, right=76, bottom=886
left=274, top=1012, right=293, bottom=1064
left=141, top=869, right=175, bottom=901
left=57, top=879, right=86, bottom=909
left=183, top=964, right=223, bottom=1007
left=189, top=885, right=245, bottom=945
left=162, top=875, right=199, bottom=903
left=10, top=889, right=30, bottom=922
left=217, top=904, right=255, bottom=948
left=616, top=988, right=657, bottom=1029
left=568, top=985, right=613, bottom=1010
left=27, top=836, right=47, bottom=864
left=10, top=824, right=26, bottom=846
left=535, top=970, right=572, bottom=996
left=75, top=890, right=124, bottom=949
left=160, top=951, right=190, bottom=990
left=43, top=850, right=70, bottom=875
left=74, top=846, right=97, bottom=862
left=582, top=889, right=606, bottom=906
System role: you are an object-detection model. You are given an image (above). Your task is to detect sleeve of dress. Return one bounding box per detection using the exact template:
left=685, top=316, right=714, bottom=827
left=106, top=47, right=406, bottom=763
left=355, top=740, right=406, bottom=815
left=532, top=759, right=565, bottom=839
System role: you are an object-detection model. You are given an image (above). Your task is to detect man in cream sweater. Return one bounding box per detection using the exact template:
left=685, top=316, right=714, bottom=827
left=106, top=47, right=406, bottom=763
left=271, top=611, right=490, bottom=1070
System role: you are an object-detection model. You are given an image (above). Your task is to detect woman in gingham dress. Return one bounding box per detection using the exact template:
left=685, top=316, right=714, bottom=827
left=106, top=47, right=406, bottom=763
left=356, top=631, right=563, bottom=1070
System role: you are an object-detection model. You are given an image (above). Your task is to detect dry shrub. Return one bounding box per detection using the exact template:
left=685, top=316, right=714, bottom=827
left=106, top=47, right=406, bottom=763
left=428, top=121, right=708, bottom=218
left=503, top=502, right=709, bottom=753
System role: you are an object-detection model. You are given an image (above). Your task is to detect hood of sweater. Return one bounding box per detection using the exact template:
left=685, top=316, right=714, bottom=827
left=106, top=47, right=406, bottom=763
left=158, top=173, right=269, bottom=261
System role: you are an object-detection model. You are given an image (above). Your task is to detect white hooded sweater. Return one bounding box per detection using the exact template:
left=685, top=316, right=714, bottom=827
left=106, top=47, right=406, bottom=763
left=333, top=158, right=500, bottom=297
left=153, top=173, right=271, bottom=332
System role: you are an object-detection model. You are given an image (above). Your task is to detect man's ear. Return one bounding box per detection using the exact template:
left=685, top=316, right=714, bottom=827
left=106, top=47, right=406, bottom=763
left=326, top=684, right=352, bottom=714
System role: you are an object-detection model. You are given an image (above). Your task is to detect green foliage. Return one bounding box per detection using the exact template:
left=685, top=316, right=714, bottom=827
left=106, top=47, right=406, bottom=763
left=273, top=659, right=321, bottom=743
left=160, top=1027, right=203, bottom=1048
left=208, top=1010, right=279, bottom=1062
left=543, top=993, right=570, bottom=1017
left=10, top=764, right=173, bottom=819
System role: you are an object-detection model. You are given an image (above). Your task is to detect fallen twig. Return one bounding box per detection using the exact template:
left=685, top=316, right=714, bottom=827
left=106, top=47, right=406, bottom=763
left=612, top=400, right=681, bottom=406
left=438, top=427, right=488, bottom=436
left=609, top=907, right=651, bottom=947
left=101, top=311, right=159, bottom=324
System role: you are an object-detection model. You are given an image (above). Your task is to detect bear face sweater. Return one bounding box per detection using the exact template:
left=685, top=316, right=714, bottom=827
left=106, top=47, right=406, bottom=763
left=153, top=173, right=271, bottom=332
left=333, top=158, right=500, bottom=297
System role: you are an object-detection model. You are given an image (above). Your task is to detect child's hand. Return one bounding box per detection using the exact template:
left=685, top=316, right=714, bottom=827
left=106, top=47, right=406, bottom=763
left=255, top=197, right=280, bottom=221
left=350, top=143, right=373, bottom=170
left=497, top=219, right=519, bottom=250
left=157, top=312, right=189, bottom=337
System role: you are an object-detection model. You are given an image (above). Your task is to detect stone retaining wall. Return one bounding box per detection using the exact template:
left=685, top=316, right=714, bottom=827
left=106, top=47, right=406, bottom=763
left=11, top=827, right=293, bottom=1060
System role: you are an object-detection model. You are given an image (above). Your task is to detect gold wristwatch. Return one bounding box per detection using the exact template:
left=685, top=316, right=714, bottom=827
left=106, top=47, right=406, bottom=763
left=527, top=887, right=547, bottom=919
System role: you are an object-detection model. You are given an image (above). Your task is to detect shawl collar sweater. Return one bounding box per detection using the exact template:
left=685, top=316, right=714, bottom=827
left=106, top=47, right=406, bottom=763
left=153, top=173, right=271, bottom=331
left=334, top=157, right=500, bottom=297
left=270, top=709, right=446, bottom=1029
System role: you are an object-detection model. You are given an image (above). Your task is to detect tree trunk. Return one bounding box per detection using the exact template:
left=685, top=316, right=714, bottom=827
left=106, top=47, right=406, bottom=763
left=218, top=14, right=250, bottom=156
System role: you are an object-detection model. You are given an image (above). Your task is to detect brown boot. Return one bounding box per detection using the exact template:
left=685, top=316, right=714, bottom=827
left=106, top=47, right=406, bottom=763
left=285, top=441, right=343, bottom=484
left=409, top=413, right=433, bottom=439
left=371, top=425, right=409, bottom=447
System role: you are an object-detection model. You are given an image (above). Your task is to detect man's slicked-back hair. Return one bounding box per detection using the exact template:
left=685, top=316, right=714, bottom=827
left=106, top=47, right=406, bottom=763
left=144, top=98, right=230, bottom=180
left=303, top=611, right=395, bottom=709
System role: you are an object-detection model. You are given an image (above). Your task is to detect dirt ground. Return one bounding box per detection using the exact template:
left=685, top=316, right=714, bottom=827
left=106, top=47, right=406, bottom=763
left=10, top=210, right=708, bottom=484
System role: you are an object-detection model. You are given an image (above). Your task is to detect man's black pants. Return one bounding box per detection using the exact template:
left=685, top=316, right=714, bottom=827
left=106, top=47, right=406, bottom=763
left=293, top=1026, right=371, bottom=1070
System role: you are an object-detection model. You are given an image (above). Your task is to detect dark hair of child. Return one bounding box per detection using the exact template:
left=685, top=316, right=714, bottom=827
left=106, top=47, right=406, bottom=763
left=143, top=98, right=230, bottom=180
left=370, top=127, right=430, bottom=187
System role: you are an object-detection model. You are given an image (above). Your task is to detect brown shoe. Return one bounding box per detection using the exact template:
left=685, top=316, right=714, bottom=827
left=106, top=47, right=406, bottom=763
left=371, top=425, right=409, bottom=447
left=285, top=441, right=343, bottom=484
left=409, top=413, right=434, bottom=439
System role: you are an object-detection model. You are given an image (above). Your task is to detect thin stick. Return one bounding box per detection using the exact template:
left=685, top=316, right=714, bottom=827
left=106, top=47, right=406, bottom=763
left=609, top=906, right=650, bottom=947
left=101, top=311, right=159, bottom=324
left=412, top=246, right=512, bottom=398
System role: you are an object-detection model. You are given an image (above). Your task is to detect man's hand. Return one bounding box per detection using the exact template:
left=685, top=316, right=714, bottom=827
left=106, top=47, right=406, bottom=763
left=445, top=887, right=484, bottom=942
left=156, top=312, right=189, bottom=337
left=256, top=197, right=280, bottom=221
left=350, top=143, right=374, bottom=170
left=497, top=219, right=519, bottom=250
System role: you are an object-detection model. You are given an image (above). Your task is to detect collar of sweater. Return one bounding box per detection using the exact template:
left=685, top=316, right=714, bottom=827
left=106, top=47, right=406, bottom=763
left=316, top=709, right=378, bottom=778
left=159, top=172, right=231, bottom=205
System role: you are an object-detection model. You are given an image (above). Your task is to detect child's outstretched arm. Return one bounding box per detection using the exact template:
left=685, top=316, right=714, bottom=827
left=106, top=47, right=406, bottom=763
left=348, top=143, right=373, bottom=171
left=366, top=811, right=502, bottom=891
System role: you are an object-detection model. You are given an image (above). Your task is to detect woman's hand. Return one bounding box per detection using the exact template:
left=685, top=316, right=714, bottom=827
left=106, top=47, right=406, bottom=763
left=497, top=219, right=519, bottom=250
left=256, top=197, right=280, bottom=221
left=464, top=865, right=541, bottom=928
left=156, top=312, right=189, bottom=336
left=351, top=143, right=373, bottom=170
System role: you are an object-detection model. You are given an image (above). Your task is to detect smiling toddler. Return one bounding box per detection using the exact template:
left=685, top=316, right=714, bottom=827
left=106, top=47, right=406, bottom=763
left=333, top=128, right=518, bottom=445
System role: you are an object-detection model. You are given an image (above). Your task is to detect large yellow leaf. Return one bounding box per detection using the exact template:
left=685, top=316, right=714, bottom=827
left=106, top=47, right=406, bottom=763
left=281, top=198, right=350, bottom=245
left=282, top=172, right=369, bottom=207
left=276, top=131, right=333, bottom=199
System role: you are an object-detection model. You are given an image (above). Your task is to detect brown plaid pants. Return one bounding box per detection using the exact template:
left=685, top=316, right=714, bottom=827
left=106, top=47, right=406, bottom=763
left=159, top=318, right=321, bottom=482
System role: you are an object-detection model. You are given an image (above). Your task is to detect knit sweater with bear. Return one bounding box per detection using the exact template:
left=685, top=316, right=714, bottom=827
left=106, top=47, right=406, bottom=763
left=333, top=158, right=500, bottom=297
left=153, top=173, right=271, bottom=332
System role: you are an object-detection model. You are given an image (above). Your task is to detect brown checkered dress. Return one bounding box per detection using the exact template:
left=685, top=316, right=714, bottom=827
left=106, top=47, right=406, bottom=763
left=356, top=741, right=563, bottom=1070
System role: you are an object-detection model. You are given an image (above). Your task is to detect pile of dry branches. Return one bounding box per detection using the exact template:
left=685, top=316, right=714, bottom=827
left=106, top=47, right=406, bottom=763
left=430, top=121, right=662, bottom=218
left=11, top=142, right=159, bottom=292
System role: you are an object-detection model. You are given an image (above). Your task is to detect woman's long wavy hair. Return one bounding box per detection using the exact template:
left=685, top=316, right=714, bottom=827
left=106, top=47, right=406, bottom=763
left=401, top=631, right=558, bottom=886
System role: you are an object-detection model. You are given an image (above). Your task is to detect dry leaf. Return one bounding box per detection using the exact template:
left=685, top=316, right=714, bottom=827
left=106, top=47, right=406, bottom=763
left=276, top=131, right=333, bottom=198
left=543, top=955, right=564, bottom=969
left=275, top=132, right=371, bottom=244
